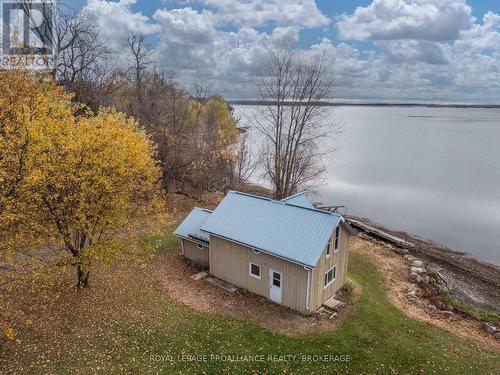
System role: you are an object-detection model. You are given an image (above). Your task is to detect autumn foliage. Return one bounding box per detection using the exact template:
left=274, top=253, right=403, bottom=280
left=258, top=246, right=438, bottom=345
left=101, top=72, right=242, bottom=196
left=0, top=71, right=163, bottom=287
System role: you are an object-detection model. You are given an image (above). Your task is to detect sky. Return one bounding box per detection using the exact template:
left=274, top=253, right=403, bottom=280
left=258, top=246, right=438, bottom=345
left=72, top=1, right=500, bottom=102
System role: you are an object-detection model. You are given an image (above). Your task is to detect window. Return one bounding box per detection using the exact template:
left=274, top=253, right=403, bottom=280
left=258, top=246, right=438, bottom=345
left=324, top=266, right=336, bottom=288
left=197, top=243, right=204, bottom=249
left=272, top=271, right=281, bottom=287
left=249, top=262, right=261, bottom=279
left=334, top=226, right=340, bottom=252
left=326, top=239, right=332, bottom=257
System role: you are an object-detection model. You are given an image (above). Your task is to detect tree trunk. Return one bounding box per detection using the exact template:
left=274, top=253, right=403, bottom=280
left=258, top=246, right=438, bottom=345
left=76, top=256, right=91, bottom=288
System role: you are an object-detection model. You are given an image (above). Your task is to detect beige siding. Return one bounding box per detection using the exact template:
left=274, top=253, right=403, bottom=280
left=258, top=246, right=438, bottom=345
left=309, top=224, right=351, bottom=311
left=182, top=239, right=209, bottom=267
left=209, top=236, right=309, bottom=314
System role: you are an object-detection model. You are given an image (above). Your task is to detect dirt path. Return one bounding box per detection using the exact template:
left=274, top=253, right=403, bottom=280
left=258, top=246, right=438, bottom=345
left=151, top=251, right=360, bottom=337
left=351, top=237, right=500, bottom=351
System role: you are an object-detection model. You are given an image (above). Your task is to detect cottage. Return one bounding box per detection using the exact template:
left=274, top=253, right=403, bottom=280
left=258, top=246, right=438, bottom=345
left=174, top=191, right=355, bottom=314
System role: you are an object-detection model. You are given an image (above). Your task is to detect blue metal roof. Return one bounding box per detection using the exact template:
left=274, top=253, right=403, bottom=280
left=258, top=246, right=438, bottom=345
left=201, top=191, right=343, bottom=268
left=174, top=208, right=212, bottom=243
left=281, top=192, right=314, bottom=209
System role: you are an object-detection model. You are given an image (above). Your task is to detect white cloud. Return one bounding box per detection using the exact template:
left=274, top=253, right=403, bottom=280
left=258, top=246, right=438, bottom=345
left=270, top=26, right=300, bottom=48
left=307, top=39, right=368, bottom=78
left=330, top=1, right=500, bottom=102
left=154, top=7, right=217, bottom=44
left=455, top=11, right=500, bottom=53
left=376, top=40, right=449, bottom=65
left=82, top=0, right=160, bottom=44
left=199, top=0, right=330, bottom=28
left=153, top=9, right=301, bottom=95
left=152, top=6, right=301, bottom=73
left=337, top=0, right=474, bottom=42
left=78, top=1, right=500, bottom=102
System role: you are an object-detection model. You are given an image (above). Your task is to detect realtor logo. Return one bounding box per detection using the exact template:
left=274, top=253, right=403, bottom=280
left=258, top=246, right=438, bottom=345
left=1, top=0, right=56, bottom=71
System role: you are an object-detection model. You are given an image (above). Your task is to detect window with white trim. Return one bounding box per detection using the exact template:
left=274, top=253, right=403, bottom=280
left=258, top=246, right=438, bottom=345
left=249, top=262, right=261, bottom=279
left=197, top=243, right=204, bottom=249
left=324, top=266, right=336, bottom=288
left=334, top=226, right=340, bottom=252
left=326, top=238, right=332, bottom=258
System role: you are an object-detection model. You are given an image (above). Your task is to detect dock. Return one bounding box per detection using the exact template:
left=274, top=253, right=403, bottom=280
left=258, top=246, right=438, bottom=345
left=347, top=218, right=414, bottom=248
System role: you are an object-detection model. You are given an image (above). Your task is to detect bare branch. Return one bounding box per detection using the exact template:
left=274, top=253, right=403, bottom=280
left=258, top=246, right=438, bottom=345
left=252, top=47, right=337, bottom=198
left=126, top=33, right=154, bottom=103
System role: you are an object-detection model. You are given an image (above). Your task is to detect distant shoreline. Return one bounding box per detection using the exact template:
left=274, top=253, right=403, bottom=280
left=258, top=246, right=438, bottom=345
left=229, top=100, right=500, bottom=109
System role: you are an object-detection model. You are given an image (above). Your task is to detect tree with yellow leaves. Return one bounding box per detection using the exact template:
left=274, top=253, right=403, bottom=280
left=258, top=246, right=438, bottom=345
left=0, top=71, right=163, bottom=288
left=188, top=96, right=240, bottom=192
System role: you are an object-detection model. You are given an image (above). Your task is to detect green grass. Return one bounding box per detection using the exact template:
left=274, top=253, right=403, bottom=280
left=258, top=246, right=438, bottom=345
left=2, top=236, right=499, bottom=374
left=136, top=224, right=181, bottom=256
left=440, top=292, right=500, bottom=323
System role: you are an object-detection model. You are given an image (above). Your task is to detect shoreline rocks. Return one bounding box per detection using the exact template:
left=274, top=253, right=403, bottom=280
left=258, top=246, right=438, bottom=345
left=483, top=323, right=497, bottom=334
left=411, top=260, right=424, bottom=268
left=404, top=255, right=416, bottom=262
left=406, top=284, right=418, bottom=299
left=410, top=272, right=423, bottom=284
left=361, top=232, right=498, bottom=340
left=440, top=311, right=454, bottom=319
left=410, top=266, right=424, bottom=274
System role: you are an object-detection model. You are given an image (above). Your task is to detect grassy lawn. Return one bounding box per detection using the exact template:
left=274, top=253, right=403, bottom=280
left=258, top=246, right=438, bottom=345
left=1, top=229, right=499, bottom=374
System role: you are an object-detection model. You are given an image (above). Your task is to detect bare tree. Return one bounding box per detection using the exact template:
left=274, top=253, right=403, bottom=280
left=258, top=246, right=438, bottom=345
left=13, top=1, right=123, bottom=108
left=15, top=1, right=91, bottom=78
left=58, top=26, right=109, bottom=84
left=56, top=25, right=127, bottom=109
left=192, top=82, right=208, bottom=102
left=252, top=48, right=335, bottom=199
left=230, top=131, right=258, bottom=190
left=126, top=33, right=153, bottom=104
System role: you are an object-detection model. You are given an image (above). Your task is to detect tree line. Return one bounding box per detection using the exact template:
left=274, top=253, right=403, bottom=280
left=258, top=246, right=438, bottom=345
left=54, top=21, right=253, bottom=196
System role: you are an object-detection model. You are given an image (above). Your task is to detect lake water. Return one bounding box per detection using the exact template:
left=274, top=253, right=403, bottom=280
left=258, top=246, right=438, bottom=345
left=235, top=106, right=500, bottom=266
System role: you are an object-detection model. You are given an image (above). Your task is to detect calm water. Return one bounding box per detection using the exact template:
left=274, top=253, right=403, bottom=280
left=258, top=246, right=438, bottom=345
left=236, top=106, right=500, bottom=265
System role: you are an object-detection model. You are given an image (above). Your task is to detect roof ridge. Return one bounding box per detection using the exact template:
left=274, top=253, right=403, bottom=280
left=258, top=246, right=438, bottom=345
left=285, top=202, right=341, bottom=216
left=281, top=191, right=307, bottom=201
left=229, top=190, right=273, bottom=202
left=228, top=190, right=342, bottom=217
left=193, top=207, right=213, bottom=213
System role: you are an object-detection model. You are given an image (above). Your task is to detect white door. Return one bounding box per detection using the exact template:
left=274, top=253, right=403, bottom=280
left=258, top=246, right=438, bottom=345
left=269, top=269, right=282, bottom=303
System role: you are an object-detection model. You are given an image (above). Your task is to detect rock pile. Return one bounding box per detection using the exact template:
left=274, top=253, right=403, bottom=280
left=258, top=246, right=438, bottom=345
left=404, top=255, right=454, bottom=319
left=406, top=284, right=418, bottom=299
left=483, top=323, right=500, bottom=340
left=359, top=231, right=499, bottom=339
